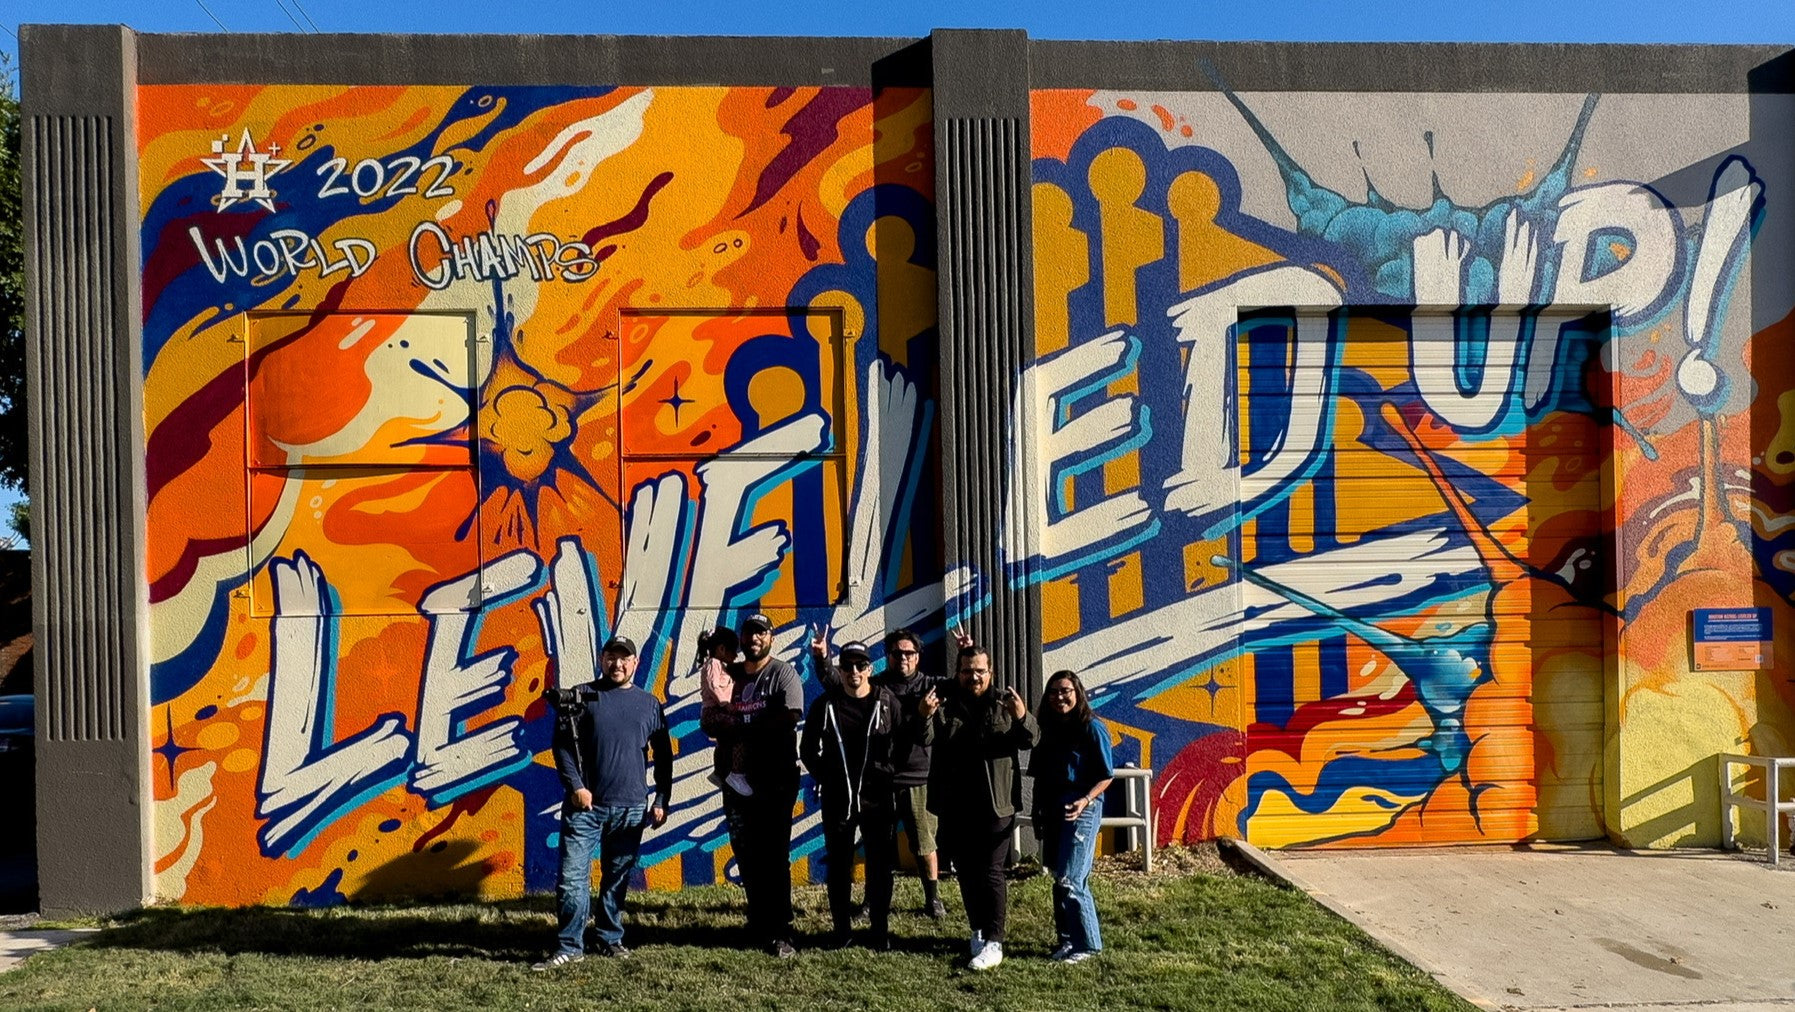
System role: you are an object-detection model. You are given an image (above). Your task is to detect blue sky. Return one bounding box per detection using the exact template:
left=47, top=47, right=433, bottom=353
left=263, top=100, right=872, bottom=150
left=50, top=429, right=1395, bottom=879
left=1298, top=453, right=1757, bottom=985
left=0, top=1, right=1790, bottom=546
left=6, top=0, right=1794, bottom=65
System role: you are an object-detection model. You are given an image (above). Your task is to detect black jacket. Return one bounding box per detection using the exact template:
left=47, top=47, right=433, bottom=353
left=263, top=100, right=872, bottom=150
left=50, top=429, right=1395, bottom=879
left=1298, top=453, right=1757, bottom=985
left=922, top=688, right=1040, bottom=821
left=800, top=686, right=905, bottom=822
left=873, top=669, right=941, bottom=788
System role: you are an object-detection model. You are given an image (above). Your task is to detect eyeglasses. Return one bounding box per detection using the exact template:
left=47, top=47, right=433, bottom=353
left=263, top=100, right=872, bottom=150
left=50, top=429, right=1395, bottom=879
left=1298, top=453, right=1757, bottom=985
left=842, top=660, right=871, bottom=672
left=961, top=667, right=990, bottom=676
left=892, top=649, right=919, bottom=657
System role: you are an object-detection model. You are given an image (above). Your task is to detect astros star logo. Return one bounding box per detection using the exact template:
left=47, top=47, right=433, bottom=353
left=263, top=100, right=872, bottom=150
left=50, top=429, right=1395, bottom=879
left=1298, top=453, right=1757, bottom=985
left=202, top=129, right=291, bottom=212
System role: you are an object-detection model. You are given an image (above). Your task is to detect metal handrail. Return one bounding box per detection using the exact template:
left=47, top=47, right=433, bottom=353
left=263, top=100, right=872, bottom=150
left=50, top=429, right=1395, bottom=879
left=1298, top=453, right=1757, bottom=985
left=1718, top=752, right=1795, bottom=867
left=1015, top=765, right=1156, bottom=873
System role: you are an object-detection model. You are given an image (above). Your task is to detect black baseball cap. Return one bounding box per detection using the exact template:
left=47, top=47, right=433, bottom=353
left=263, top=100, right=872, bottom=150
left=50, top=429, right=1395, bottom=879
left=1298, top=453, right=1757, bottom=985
left=602, top=635, right=637, bottom=656
left=838, top=641, right=872, bottom=664
left=740, top=613, right=774, bottom=633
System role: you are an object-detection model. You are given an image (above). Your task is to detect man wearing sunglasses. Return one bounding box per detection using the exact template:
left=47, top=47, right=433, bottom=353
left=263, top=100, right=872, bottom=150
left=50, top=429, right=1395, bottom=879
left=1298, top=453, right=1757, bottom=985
left=876, top=628, right=948, bottom=918
left=799, top=640, right=908, bottom=949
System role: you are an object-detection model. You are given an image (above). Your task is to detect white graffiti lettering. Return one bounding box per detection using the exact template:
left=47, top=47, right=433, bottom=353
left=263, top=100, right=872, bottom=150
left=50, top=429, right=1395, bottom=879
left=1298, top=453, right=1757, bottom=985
left=1012, top=329, right=1155, bottom=577
left=256, top=552, right=411, bottom=857
left=407, top=220, right=598, bottom=290
left=409, top=552, right=544, bottom=806
left=189, top=225, right=375, bottom=284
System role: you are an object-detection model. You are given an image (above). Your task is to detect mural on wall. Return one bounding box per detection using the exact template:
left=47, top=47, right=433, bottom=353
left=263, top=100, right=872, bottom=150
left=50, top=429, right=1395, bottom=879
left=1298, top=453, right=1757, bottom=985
left=136, top=71, right=1795, bottom=904
left=1027, top=84, right=1794, bottom=849
left=139, top=83, right=948, bottom=904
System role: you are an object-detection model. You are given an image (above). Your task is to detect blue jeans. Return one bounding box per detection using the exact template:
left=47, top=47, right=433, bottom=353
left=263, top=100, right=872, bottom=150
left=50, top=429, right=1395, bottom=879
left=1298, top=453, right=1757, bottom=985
left=555, top=803, right=647, bottom=955
left=1042, top=802, right=1103, bottom=953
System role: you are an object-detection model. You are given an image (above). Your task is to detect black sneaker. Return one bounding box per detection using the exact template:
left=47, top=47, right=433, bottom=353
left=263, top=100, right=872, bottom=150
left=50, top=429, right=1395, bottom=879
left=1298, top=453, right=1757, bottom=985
left=925, top=898, right=947, bottom=920
left=822, top=930, right=852, bottom=950
left=867, top=933, right=893, bottom=952
left=769, top=938, right=798, bottom=959
left=593, top=940, right=631, bottom=959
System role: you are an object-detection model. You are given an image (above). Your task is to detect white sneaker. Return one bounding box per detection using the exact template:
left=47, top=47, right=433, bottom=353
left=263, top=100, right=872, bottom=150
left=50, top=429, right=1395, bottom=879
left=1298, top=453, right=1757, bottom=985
left=1062, top=950, right=1096, bottom=965
left=968, top=940, right=1004, bottom=971
left=969, top=930, right=984, bottom=956
left=725, top=772, right=755, bottom=797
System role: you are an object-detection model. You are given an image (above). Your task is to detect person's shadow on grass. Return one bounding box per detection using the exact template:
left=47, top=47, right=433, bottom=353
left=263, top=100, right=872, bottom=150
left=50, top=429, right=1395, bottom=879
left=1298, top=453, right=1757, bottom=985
left=84, top=843, right=980, bottom=965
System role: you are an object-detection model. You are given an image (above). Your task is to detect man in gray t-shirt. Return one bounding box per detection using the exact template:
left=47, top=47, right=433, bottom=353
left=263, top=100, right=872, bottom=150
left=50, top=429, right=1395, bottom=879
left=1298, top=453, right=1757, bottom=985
left=699, top=612, right=804, bottom=957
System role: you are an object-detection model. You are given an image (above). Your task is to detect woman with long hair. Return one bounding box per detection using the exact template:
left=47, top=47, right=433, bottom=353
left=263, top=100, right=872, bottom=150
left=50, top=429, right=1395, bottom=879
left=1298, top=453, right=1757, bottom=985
left=1028, top=670, right=1114, bottom=964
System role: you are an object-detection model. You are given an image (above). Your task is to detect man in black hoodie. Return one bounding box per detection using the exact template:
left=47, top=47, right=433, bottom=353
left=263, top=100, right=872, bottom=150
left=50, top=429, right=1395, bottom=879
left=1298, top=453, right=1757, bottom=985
left=800, top=640, right=906, bottom=949
left=875, top=628, right=947, bottom=918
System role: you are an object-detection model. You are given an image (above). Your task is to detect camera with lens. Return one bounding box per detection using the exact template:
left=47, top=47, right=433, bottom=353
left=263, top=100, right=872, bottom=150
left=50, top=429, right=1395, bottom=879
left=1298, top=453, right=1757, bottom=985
left=543, top=684, right=597, bottom=713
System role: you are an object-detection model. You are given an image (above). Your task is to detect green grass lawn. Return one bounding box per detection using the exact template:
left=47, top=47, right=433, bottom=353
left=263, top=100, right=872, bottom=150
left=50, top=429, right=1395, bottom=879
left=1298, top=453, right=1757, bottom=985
left=0, top=846, right=1471, bottom=1011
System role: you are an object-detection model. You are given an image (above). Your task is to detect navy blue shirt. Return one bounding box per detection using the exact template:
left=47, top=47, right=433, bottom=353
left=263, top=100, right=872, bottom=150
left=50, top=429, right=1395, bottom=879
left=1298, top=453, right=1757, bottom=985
left=1028, top=716, right=1116, bottom=810
left=553, top=680, right=674, bottom=809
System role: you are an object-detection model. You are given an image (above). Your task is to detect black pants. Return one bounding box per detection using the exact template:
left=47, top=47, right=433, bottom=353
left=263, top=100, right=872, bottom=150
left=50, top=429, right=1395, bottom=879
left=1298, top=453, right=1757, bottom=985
left=944, top=813, right=1014, bottom=943
left=724, top=777, right=798, bottom=942
left=823, top=804, right=896, bottom=936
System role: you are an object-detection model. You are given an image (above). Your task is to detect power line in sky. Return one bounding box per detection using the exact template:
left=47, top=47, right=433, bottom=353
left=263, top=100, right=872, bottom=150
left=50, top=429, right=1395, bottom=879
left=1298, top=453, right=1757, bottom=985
left=270, top=0, right=308, bottom=33
left=289, top=0, right=323, bottom=32
left=194, top=0, right=229, bottom=32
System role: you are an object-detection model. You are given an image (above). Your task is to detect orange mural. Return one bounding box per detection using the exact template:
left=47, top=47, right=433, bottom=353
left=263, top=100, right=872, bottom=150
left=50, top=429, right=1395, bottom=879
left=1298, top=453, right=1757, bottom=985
left=1026, top=86, right=1794, bottom=852
left=140, top=83, right=946, bottom=904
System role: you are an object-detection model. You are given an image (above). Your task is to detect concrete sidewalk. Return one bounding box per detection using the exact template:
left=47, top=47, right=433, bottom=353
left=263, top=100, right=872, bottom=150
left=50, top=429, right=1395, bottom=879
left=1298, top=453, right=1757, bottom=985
left=1236, top=842, right=1795, bottom=1011
left=0, top=920, right=93, bottom=973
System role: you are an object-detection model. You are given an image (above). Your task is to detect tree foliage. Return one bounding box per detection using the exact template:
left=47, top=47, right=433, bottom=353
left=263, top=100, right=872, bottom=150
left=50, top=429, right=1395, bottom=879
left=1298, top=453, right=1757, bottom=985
left=0, top=57, right=25, bottom=495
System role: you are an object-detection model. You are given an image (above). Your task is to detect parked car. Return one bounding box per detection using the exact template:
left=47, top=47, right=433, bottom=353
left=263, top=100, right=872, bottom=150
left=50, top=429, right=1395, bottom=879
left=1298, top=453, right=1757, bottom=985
left=0, top=694, right=33, bottom=850
left=0, top=694, right=30, bottom=747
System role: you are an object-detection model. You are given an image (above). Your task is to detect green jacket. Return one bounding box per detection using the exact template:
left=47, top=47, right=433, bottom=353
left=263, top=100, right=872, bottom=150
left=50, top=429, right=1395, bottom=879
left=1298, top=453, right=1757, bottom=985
left=922, top=688, right=1040, bottom=821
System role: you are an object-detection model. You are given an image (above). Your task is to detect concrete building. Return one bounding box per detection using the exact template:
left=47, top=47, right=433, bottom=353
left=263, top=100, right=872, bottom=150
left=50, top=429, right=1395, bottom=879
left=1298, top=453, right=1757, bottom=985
left=19, top=24, right=1795, bottom=914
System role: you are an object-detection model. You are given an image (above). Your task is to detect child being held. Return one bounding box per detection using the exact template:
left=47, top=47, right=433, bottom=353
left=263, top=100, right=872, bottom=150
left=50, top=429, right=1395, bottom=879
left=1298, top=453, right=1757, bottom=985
left=697, top=627, right=754, bottom=797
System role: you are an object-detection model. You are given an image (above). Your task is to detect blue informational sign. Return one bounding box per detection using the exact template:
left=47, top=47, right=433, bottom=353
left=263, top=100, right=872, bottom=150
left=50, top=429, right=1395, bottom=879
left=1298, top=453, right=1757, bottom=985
left=1690, top=608, right=1772, bottom=671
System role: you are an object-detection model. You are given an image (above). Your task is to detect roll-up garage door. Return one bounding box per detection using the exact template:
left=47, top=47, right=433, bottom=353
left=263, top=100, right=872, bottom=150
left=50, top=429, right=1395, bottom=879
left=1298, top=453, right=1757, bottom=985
left=1234, top=309, right=1608, bottom=848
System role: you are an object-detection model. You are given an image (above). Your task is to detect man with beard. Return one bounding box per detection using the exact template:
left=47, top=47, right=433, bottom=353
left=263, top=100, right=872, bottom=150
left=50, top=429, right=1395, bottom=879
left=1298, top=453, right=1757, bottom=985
left=534, top=635, right=672, bottom=969
left=701, top=613, right=805, bottom=958
left=920, top=639, right=1038, bottom=971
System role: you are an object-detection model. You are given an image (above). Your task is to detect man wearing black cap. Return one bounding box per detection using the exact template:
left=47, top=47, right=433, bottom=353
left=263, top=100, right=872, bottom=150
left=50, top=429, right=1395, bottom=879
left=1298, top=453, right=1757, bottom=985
left=701, top=613, right=805, bottom=957
left=800, top=640, right=906, bottom=948
left=534, top=635, right=673, bottom=970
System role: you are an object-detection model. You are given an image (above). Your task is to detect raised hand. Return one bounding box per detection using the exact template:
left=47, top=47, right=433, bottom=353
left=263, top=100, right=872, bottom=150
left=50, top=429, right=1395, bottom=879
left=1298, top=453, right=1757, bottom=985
left=950, top=622, right=974, bottom=650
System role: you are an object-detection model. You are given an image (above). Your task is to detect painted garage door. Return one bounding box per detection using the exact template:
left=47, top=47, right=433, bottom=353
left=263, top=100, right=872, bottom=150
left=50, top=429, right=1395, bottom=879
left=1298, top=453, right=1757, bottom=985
left=1233, top=310, right=1609, bottom=848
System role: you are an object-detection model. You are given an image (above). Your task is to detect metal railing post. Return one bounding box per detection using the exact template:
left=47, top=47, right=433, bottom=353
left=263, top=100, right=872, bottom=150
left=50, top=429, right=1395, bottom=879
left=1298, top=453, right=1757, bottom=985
left=1717, top=752, right=1792, bottom=867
